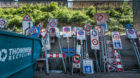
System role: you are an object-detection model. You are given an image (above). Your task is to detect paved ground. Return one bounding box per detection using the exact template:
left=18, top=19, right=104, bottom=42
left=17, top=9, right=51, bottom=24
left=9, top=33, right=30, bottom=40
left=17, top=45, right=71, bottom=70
left=34, top=71, right=140, bottom=78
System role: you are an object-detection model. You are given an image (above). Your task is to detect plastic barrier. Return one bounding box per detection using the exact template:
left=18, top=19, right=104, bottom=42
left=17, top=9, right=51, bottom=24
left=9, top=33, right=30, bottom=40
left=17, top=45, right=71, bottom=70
left=0, top=30, right=42, bottom=78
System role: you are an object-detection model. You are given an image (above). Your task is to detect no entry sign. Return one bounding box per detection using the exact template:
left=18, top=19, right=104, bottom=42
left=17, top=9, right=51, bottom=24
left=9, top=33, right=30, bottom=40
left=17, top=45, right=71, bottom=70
left=126, top=28, right=137, bottom=39
left=22, top=14, right=33, bottom=35
left=48, top=19, right=58, bottom=27
left=77, top=30, right=86, bottom=40
left=111, top=32, right=122, bottom=49
left=90, top=29, right=99, bottom=50
left=63, top=26, right=72, bottom=37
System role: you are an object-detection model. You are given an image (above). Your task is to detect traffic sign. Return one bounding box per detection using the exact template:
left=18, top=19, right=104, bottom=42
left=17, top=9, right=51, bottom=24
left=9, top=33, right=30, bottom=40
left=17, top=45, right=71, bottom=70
left=63, top=26, right=72, bottom=37
left=95, top=26, right=102, bottom=36
left=126, top=28, right=137, bottom=39
left=95, top=13, right=108, bottom=25
left=0, top=19, right=7, bottom=29
left=77, top=30, right=86, bottom=40
left=48, top=19, right=58, bottom=27
left=83, top=59, right=94, bottom=74
left=49, top=27, right=55, bottom=36
left=73, top=55, right=80, bottom=63
left=111, top=32, right=122, bottom=49
left=125, top=24, right=132, bottom=29
left=29, top=26, right=40, bottom=37
left=37, top=22, right=43, bottom=28
left=40, top=30, right=47, bottom=38
left=84, top=23, right=92, bottom=34
left=22, top=14, right=33, bottom=35
left=90, top=29, right=99, bottom=50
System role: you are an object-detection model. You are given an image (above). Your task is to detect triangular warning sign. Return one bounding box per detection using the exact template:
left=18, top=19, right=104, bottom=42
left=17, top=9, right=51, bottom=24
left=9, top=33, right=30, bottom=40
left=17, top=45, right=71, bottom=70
left=23, top=14, right=32, bottom=21
left=40, top=31, right=47, bottom=38
left=37, top=22, right=43, bottom=27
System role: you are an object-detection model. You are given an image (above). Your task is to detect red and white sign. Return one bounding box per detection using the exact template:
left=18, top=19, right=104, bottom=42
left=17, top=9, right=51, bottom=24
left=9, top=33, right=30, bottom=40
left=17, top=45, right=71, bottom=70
left=37, top=22, right=43, bottom=28
left=43, top=53, right=66, bottom=58
left=63, top=26, right=72, bottom=37
left=40, top=30, right=47, bottom=38
left=114, top=50, right=123, bottom=72
left=49, top=27, right=55, bottom=36
left=95, top=13, right=109, bottom=25
left=77, top=30, right=86, bottom=40
left=111, top=32, right=122, bottom=49
left=84, top=23, right=92, bottom=34
left=126, top=28, right=137, bottom=39
left=90, top=29, right=99, bottom=50
left=0, top=19, right=8, bottom=28
left=22, top=14, right=33, bottom=35
left=73, top=55, right=81, bottom=63
left=48, top=19, right=58, bottom=27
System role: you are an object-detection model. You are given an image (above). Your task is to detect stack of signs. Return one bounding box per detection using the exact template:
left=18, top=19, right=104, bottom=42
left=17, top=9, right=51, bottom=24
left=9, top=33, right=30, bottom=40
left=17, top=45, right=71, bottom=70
left=94, top=13, right=109, bottom=25
left=83, top=59, right=94, bottom=74
left=48, top=19, right=58, bottom=36
left=40, top=30, right=51, bottom=50
left=126, top=28, right=137, bottom=39
left=111, top=32, right=122, bottom=49
left=84, top=23, right=92, bottom=35
left=77, top=29, right=86, bottom=40
left=63, top=26, right=72, bottom=37
left=95, top=26, right=102, bottom=36
left=90, top=29, right=100, bottom=50
left=73, top=55, right=81, bottom=68
left=0, top=18, right=8, bottom=29
left=22, top=14, right=33, bottom=35
left=29, top=26, right=40, bottom=37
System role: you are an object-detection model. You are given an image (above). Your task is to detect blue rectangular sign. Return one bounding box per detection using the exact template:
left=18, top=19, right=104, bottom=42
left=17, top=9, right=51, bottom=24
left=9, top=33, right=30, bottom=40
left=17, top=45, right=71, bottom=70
left=62, top=48, right=75, bottom=57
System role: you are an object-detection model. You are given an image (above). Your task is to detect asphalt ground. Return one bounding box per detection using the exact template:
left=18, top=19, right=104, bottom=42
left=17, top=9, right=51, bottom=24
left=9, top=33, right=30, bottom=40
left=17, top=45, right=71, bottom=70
left=34, top=71, right=140, bottom=78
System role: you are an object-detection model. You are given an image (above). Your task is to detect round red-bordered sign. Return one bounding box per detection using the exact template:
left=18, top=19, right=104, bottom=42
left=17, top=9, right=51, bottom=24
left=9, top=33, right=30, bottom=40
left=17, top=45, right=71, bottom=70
left=97, top=14, right=103, bottom=21
left=73, top=55, right=80, bottom=63
left=92, top=39, right=98, bottom=45
left=0, top=20, right=5, bottom=26
left=113, top=34, right=120, bottom=40
left=49, top=28, right=55, bottom=34
left=64, top=27, right=70, bottom=33
left=78, top=30, right=84, bottom=36
left=50, top=20, right=56, bottom=27
left=128, top=29, right=134, bottom=34
left=85, top=25, right=91, bottom=32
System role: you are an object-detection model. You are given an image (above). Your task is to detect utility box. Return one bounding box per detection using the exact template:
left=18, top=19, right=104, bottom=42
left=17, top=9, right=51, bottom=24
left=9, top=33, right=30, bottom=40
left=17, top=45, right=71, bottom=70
left=0, top=30, right=42, bottom=78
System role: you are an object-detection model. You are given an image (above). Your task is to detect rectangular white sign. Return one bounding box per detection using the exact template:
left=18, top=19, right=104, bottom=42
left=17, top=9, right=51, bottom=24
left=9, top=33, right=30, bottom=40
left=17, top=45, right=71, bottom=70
left=63, top=26, right=72, bottom=37
left=77, top=30, right=86, bottom=40
left=111, top=32, right=122, bottom=49
left=83, top=59, right=94, bottom=74
left=22, top=21, right=33, bottom=35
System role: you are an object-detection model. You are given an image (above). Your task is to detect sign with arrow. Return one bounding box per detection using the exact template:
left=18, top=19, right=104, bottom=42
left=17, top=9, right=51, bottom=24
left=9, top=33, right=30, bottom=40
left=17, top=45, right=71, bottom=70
left=22, top=14, right=33, bottom=35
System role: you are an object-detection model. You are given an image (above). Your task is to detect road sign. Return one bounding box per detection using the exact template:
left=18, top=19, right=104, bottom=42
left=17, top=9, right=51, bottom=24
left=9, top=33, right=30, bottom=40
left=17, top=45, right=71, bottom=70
left=111, top=32, right=122, bottom=49
left=73, top=63, right=80, bottom=68
left=29, top=26, right=40, bottom=37
left=0, top=19, right=8, bottom=29
left=40, top=30, right=47, bottom=38
left=63, top=26, right=72, bottom=37
left=95, top=13, right=108, bottom=25
left=37, top=22, right=43, bottom=28
left=55, top=27, right=60, bottom=38
left=22, top=14, right=33, bottom=35
left=84, top=23, right=92, bottom=33
left=77, top=30, right=86, bottom=40
left=49, top=27, right=55, bottom=36
left=126, top=28, right=137, bottom=39
left=83, top=59, right=94, bottom=74
left=90, top=29, right=99, bottom=50
left=125, top=24, right=132, bottom=29
left=48, top=19, right=58, bottom=27
left=95, top=26, right=102, bottom=36
left=62, top=48, right=75, bottom=57
left=73, top=55, right=80, bottom=63
left=137, top=31, right=140, bottom=42
left=104, top=22, right=108, bottom=32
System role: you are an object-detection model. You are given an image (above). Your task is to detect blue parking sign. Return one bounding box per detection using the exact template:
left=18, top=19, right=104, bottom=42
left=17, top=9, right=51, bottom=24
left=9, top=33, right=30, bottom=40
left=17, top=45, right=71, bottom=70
left=84, top=66, right=92, bottom=73
left=83, top=59, right=94, bottom=74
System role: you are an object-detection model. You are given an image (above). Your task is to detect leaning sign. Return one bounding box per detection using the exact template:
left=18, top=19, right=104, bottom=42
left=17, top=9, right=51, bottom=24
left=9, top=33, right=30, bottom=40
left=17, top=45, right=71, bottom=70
left=126, top=28, right=137, bottom=39
left=77, top=30, right=86, bottom=40
left=22, top=14, right=33, bottom=35
left=83, top=59, right=94, bottom=74
left=47, top=19, right=58, bottom=27
left=90, top=29, right=100, bottom=50
left=111, top=32, right=122, bottom=49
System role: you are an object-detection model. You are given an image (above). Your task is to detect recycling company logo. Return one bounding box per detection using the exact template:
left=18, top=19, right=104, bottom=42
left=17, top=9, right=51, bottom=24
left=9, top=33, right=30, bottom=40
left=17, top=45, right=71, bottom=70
left=0, top=49, right=7, bottom=62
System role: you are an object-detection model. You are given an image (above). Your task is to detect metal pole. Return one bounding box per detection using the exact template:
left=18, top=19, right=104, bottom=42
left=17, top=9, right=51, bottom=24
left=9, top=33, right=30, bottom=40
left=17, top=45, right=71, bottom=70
left=80, top=40, right=83, bottom=74
left=94, top=50, right=101, bottom=72
left=67, top=37, right=71, bottom=64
